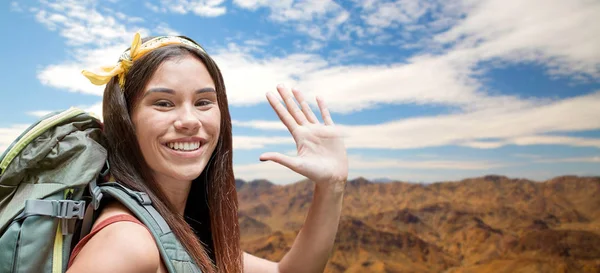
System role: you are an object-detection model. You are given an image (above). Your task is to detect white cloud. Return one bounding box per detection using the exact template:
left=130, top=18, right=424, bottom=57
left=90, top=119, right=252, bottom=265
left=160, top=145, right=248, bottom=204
left=35, top=10, right=57, bottom=30
left=29, top=1, right=151, bottom=96
left=434, top=0, right=600, bottom=78
left=233, top=0, right=349, bottom=40
left=275, top=1, right=343, bottom=23
left=358, top=0, right=433, bottom=29
left=348, top=0, right=465, bottom=45
left=32, top=0, right=144, bottom=47
left=234, top=161, right=305, bottom=184
left=233, top=0, right=342, bottom=21
left=37, top=45, right=125, bottom=96
left=226, top=90, right=600, bottom=150
left=27, top=110, right=53, bottom=118
left=296, top=40, right=325, bottom=52
left=21, top=0, right=600, bottom=154
left=148, top=0, right=227, bottom=17
left=10, top=1, right=24, bottom=12
left=461, top=135, right=600, bottom=149
left=341, top=90, right=600, bottom=149
left=145, top=3, right=163, bottom=12
left=535, top=156, right=600, bottom=163
left=211, top=45, right=532, bottom=113
left=192, top=0, right=600, bottom=135
left=83, top=102, right=104, bottom=120
left=155, top=23, right=180, bottom=36
left=513, top=154, right=543, bottom=159
left=234, top=153, right=507, bottom=184
left=33, top=0, right=599, bottom=117
left=0, top=125, right=30, bottom=156
left=30, top=1, right=177, bottom=96
left=211, top=50, right=327, bottom=106
left=350, top=0, right=600, bottom=79
left=244, top=39, right=269, bottom=47
left=23, top=102, right=103, bottom=120
left=233, top=136, right=294, bottom=150
left=191, top=2, right=226, bottom=17
left=232, top=120, right=286, bottom=131
left=459, top=141, right=504, bottom=149
left=348, top=155, right=505, bottom=170
left=509, top=135, right=600, bottom=148
left=114, top=11, right=144, bottom=23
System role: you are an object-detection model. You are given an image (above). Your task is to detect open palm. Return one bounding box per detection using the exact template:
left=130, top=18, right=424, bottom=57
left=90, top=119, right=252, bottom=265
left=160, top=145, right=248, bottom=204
left=260, top=85, right=348, bottom=186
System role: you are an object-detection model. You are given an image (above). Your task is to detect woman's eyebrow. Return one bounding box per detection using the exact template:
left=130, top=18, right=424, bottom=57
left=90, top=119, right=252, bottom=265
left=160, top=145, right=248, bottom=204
left=144, top=87, right=174, bottom=97
left=196, top=87, right=216, bottom=94
left=144, top=87, right=216, bottom=97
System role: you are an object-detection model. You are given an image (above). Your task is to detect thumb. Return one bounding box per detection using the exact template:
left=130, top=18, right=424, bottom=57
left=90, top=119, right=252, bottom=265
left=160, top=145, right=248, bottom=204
left=260, top=152, right=299, bottom=172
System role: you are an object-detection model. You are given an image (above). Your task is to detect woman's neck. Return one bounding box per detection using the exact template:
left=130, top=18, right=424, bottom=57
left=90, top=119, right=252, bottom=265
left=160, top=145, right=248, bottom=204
left=152, top=174, right=192, bottom=215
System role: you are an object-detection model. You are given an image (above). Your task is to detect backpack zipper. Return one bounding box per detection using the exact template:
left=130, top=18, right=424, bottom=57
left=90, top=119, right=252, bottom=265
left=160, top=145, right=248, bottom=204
left=0, top=107, right=85, bottom=175
left=11, top=227, right=22, bottom=272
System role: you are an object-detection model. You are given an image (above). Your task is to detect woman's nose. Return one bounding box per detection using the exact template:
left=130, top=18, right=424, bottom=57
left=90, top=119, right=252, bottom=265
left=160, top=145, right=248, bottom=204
left=174, top=108, right=201, bottom=132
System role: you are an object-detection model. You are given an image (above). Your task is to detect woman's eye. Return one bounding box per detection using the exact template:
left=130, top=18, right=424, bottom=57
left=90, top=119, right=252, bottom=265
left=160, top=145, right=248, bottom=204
left=195, top=100, right=212, bottom=107
left=154, top=100, right=173, bottom=108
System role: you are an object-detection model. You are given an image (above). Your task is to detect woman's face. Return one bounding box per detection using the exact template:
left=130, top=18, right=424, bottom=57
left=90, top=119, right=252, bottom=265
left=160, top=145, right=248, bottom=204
left=131, top=54, right=221, bottom=185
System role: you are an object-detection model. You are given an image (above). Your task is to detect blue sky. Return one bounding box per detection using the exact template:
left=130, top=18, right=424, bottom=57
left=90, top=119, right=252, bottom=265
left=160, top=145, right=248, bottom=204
left=1, top=0, right=599, bottom=184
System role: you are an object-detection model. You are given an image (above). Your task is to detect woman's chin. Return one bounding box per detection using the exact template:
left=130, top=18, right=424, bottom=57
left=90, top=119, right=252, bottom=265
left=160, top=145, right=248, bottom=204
left=162, top=168, right=203, bottom=182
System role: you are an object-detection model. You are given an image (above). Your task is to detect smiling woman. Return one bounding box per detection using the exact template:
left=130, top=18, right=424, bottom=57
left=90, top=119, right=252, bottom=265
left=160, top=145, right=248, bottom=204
left=64, top=32, right=348, bottom=273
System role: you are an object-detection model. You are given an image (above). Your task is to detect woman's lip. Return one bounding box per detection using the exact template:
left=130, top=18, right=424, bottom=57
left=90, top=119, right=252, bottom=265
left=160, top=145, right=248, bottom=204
left=163, top=137, right=206, bottom=145
left=163, top=143, right=204, bottom=158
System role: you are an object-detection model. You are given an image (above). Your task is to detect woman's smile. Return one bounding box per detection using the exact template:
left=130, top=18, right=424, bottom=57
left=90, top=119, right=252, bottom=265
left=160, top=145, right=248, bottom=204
left=162, top=136, right=206, bottom=152
left=162, top=139, right=207, bottom=159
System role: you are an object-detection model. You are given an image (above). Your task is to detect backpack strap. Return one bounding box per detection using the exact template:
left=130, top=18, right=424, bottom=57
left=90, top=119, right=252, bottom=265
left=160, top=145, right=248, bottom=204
left=78, top=162, right=111, bottom=241
left=16, top=199, right=85, bottom=220
left=16, top=199, right=85, bottom=235
left=93, top=182, right=202, bottom=273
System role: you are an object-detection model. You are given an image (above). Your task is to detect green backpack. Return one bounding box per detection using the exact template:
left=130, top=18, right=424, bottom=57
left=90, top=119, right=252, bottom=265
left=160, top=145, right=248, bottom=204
left=0, top=108, right=201, bottom=273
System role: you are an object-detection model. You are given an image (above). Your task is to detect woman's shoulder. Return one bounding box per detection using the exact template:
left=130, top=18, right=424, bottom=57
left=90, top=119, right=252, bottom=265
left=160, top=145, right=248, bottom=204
left=67, top=201, right=161, bottom=273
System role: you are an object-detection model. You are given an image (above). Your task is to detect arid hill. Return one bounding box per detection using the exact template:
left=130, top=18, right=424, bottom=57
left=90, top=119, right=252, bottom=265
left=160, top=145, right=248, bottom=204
left=237, top=175, right=600, bottom=273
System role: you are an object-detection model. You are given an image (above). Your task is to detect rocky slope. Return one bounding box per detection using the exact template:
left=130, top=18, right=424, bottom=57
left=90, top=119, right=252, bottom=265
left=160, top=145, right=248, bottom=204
left=237, top=175, right=600, bottom=272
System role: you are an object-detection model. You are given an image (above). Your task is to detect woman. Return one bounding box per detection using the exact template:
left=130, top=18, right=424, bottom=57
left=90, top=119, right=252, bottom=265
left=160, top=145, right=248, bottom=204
left=67, top=33, right=348, bottom=273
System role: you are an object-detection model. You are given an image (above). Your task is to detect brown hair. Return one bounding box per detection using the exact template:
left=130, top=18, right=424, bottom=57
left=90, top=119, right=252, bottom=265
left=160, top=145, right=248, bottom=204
left=102, top=36, right=242, bottom=273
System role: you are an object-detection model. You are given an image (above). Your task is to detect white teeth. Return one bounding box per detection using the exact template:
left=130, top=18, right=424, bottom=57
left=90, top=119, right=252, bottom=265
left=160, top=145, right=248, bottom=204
left=166, top=141, right=200, bottom=151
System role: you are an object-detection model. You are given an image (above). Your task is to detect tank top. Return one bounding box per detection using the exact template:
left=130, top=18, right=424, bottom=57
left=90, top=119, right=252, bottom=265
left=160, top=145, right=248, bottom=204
left=67, top=214, right=150, bottom=268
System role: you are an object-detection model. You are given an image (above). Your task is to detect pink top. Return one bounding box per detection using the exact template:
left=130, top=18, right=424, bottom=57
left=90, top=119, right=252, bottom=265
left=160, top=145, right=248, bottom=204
left=67, top=214, right=150, bottom=268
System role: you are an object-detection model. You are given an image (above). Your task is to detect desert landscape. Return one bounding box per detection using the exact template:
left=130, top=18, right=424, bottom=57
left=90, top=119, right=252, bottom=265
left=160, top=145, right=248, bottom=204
left=237, top=175, right=600, bottom=273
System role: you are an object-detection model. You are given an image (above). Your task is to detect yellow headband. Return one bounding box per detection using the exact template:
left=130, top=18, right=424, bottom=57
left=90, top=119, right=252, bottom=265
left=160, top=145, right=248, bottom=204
left=82, top=32, right=207, bottom=89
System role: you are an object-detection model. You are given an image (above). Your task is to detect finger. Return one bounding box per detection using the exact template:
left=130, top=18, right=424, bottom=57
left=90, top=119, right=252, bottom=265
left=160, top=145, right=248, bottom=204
left=266, top=91, right=298, bottom=132
left=259, top=152, right=300, bottom=172
left=316, top=96, right=334, bottom=125
left=292, top=88, right=319, bottom=124
left=277, top=85, right=308, bottom=125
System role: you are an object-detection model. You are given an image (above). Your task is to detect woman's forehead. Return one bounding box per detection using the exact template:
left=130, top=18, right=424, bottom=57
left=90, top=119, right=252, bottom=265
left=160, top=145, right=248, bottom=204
left=145, top=56, right=216, bottom=91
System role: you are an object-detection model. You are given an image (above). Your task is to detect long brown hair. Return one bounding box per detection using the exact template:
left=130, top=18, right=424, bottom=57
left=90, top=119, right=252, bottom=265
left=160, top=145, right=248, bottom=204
left=102, top=36, right=242, bottom=273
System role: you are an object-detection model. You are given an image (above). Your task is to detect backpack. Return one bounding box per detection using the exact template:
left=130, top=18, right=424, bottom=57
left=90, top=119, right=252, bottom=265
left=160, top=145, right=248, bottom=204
left=0, top=107, right=202, bottom=273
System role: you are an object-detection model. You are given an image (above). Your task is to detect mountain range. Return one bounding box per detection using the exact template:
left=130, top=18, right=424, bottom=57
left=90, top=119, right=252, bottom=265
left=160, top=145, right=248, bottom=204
left=236, top=175, right=600, bottom=273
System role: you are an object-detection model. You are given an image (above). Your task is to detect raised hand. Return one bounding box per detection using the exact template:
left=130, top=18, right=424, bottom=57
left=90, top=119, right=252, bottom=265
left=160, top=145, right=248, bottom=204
left=260, top=85, right=348, bottom=189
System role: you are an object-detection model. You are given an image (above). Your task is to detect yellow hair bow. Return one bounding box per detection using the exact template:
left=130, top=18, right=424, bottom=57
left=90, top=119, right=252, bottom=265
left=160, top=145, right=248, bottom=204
left=81, top=32, right=206, bottom=90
